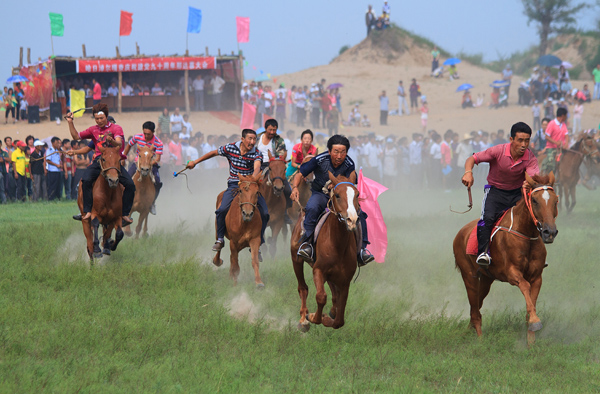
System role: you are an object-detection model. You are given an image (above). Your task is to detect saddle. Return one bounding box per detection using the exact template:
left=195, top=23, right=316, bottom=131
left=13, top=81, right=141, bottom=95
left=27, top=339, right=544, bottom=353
left=302, top=209, right=363, bottom=252
left=466, top=208, right=539, bottom=256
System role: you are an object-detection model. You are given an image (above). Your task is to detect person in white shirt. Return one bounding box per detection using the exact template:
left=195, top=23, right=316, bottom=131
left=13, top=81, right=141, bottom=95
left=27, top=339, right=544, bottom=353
left=19, top=98, right=28, bottom=120
left=362, top=133, right=383, bottom=181
left=409, top=133, right=424, bottom=189
left=121, top=81, right=133, bottom=96
left=181, top=136, right=199, bottom=162
left=397, top=80, right=409, bottom=116
left=429, top=133, right=442, bottom=187
left=151, top=82, right=163, bottom=95
left=202, top=135, right=219, bottom=170
left=193, top=74, right=205, bottom=111
left=170, top=107, right=184, bottom=134
left=180, top=114, right=193, bottom=139
left=107, top=82, right=119, bottom=97
left=211, top=73, right=225, bottom=111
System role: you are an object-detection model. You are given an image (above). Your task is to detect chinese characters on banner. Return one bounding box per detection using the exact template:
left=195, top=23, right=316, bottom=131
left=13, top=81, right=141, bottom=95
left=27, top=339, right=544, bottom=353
left=76, top=57, right=217, bottom=73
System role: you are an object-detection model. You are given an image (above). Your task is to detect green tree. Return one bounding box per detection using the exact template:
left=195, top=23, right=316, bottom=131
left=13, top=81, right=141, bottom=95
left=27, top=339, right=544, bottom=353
left=522, top=0, right=589, bottom=56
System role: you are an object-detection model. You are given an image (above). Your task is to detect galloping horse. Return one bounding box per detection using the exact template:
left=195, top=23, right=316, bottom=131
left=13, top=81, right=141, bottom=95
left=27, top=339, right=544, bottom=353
left=287, top=158, right=314, bottom=223
left=538, top=135, right=600, bottom=213
left=213, top=173, right=265, bottom=287
left=453, top=173, right=558, bottom=344
left=124, top=145, right=156, bottom=238
left=580, top=137, right=600, bottom=190
left=290, top=172, right=360, bottom=331
left=260, top=151, right=288, bottom=257
left=77, top=146, right=125, bottom=259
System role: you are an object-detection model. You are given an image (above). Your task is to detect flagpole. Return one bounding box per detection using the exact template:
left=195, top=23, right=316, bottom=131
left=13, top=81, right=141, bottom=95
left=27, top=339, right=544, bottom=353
left=186, top=32, right=189, bottom=55
left=51, top=35, right=54, bottom=56
left=119, top=35, right=121, bottom=54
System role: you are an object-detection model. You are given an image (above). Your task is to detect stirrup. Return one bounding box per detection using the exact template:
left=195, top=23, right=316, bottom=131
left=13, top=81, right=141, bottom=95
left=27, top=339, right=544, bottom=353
left=358, top=248, right=374, bottom=267
left=476, top=252, right=491, bottom=267
left=297, top=242, right=314, bottom=262
left=212, top=240, right=224, bottom=252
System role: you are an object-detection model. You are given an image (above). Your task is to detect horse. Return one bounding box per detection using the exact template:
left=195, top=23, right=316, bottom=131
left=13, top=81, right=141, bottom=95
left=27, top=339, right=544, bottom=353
left=77, top=146, right=125, bottom=260
left=124, top=145, right=156, bottom=239
left=580, top=137, right=600, bottom=190
left=213, top=173, right=265, bottom=287
left=290, top=172, right=360, bottom=331
left=287, top=158, right=314, bottom=223
left=453, top=173, right=559, bottom=345
left=260, top=151, right=288, bottom=258
left=538, top=135, right=600, bottom=213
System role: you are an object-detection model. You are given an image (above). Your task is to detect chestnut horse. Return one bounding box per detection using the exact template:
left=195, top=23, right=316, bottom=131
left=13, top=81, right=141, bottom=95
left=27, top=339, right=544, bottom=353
left=213, top=173, right=265, bottom=287
left=538, top=135, right=600, bottom=213
left=124, top=145, right=156, bottom=238
left=287, top=157, right=314, bottom=223
left=77, top=146, right=125, bottom=260
left=260, top=151, right=287, bottom=257
left=453, top=173, right=559, bottom=344
left=580, top=138, right=600, bottom=190
left=290, top=172, right=360, bottom=331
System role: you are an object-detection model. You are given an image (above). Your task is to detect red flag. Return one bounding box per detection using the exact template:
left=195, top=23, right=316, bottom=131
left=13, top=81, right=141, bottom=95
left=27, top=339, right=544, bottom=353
left=357, top=169, right=388, bottom=263
left=120, top=10, right=133, bottom=36
left=236, top=17, right=250, bottom=43
left=240, top=102, right=256, bottom=130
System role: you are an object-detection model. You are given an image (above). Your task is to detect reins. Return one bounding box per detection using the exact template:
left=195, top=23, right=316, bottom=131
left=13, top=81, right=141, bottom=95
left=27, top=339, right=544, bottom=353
left=237, top=180, right=259, bottom=210
left=522, top=184, right=555, bottom=233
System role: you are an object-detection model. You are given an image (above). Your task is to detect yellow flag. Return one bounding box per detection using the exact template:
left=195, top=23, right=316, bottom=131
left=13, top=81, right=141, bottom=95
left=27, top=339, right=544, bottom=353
left=69, top=89, right=85, bottom=118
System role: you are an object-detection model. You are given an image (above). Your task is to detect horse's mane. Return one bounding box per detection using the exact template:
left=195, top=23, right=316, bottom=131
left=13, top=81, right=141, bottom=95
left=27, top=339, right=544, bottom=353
left=531, top=174, right=550, bottom=185
left=570, top=138, right=583, bottom=151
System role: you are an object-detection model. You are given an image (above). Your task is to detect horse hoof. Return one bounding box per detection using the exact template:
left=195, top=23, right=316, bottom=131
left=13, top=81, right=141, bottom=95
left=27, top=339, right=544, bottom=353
left=102, top=248, right=111, bottom=256
left=529, top=321, right=543, bottom=332
left=212, top=258, right=223, bottom=267
left=93, top=252, right=103, bottom=259
left=256, top=283, right=265, bottom=290
left=297, top=322, right=310, bottom=333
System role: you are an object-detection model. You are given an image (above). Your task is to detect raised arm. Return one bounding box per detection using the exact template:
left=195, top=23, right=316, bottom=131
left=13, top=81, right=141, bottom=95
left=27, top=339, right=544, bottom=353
left=186, top=149, right=218, bottom=169
left=65, top=112, right=80, bottom=140
left=461, top=156, right=476, bottom=188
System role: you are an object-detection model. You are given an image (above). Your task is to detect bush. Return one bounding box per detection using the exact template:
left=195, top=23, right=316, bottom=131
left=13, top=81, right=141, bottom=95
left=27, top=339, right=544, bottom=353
left=339, top=45, right=350, bottom=55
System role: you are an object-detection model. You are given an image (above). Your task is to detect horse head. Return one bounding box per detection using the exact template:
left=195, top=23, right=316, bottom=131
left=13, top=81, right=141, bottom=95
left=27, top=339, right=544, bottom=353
left=98, top=145, right=122, bottom=189
left=238, top=173, right=262, bottom=222
left=137, top=145, right=156, bottom=178
left=328, top=171, right=360, bottom=232
left=267, top=151, right=286, bottom=196
left=579, top=135, right=600, bottom=164
left=525, top=172, right=559, bottom=243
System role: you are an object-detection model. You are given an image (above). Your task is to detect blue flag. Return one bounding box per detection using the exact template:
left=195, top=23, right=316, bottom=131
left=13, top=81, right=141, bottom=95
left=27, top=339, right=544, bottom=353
left=187, top=7, right=202, bottom=33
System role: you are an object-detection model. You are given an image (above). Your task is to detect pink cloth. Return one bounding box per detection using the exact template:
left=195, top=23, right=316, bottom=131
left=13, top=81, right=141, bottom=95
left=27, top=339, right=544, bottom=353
left=473, top=143, right=539, bottom=190
left=358, top=170, right=388, bottom=263
left=240, top=101, right=256, bottom=130
left=92, top=82, right=102, bottom=100
left=545, top=118, right=568, bottom=149
left=441, top=141, right=452, bottom=166
left=236, top=17, right=250, bottom=43
left=79, top=122, right=126, bottom=159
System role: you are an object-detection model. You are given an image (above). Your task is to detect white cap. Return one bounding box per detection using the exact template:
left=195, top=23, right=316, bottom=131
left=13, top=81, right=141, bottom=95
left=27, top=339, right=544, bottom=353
left=34, top=140, right=45, bottom=147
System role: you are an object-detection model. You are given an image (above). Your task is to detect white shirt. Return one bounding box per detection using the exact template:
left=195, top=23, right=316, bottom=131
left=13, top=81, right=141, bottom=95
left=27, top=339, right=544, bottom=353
left=192, top=78, right=204, bottom=91
left=170, top=114, right=183, bottom=133
left=183, top=145, right=199, bottom=161
left=20, top=100, right=28, bottom=110
left=212, top=76, right=225, bottom=94
left=380, top=96, right=389, bottom=111
left=455, top=142, right=472, bottom=166
left=409, top=140, right=423, bottom=165
left=397, top=85, right=405, bottom=97
left=429, top=142, right=442, bottom=160
left=383, top=146, right=398, bottom=176
left=263, top=92, right=273, bottom=108
left=257, top=135, right=272, bottom=159
left=283, top=138, right=293, bottom=161
left=182, top=120, right=193, bottom=135
left=107, top=86, right=119, bottom=96
left=363, top=142, right=382, bottom=168
left=202, top=143, right=218, bottom=169
left=121, top=85, right=133, bottom=96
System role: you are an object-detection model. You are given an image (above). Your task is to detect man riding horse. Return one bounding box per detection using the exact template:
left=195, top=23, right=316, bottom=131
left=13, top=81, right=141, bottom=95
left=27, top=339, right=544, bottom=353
left=186, top=128, right=269, bottom=252
left=122, top=121, right=163, bottom=215
left=291, top=134, right=374, bottom=266
left=67, top=103, right=136, bottom=225
left=462, top=121, right=540, bottom=267
left=541, top=107, right=568, bottom=176
left=257, top=118, right=293, bottom=225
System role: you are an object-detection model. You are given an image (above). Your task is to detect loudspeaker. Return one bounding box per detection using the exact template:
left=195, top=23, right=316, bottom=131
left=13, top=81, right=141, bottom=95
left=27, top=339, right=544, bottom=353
left=49, top=102, right=62, bottom=121
left=28, top=106, right=39, bottom=124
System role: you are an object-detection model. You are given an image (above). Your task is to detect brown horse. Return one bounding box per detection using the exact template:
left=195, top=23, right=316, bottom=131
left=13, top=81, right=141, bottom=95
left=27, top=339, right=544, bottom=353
left=580, top=137, right=600, bottom=190
left=260, top=151, right=288, bottom=258
left=77, top=146, right=125, bottom=260
left=453, top=173, right=559, bottom=344
left=124, top=145, right=156, bottom=238
left=290, top=172, right=360, bottom=331
left=213, top=173, right=265, bottom=287
left=287, top=158, right=314, bottom=223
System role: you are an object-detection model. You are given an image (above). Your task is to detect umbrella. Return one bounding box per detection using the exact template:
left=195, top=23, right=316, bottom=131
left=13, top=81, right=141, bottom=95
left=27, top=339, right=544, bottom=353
left=314, top=131, right=328, bottom=138
left=6, top=75, right=28, bottom=84
left=456, top=83, right=474, bottom=92
left=552, top=61, right=573, bottom=69
left=536, top=54, right=562, bottom=67
left=443, top=58, right=461, bottom=66
left=254, top=75, right=272, bottom=82
left=327, top=83, right=343, bottom=89
left=490, top=80, right=510, bottom=88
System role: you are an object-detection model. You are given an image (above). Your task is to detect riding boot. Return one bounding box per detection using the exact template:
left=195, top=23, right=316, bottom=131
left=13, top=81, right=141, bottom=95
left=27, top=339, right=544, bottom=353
left=297, top=233, right=314, bottom=262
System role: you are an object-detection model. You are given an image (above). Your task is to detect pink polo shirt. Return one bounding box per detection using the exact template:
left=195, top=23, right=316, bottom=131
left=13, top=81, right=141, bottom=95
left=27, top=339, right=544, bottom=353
left=473, top=143, right=539, bottom=190
left=545, top=118, right=568, bottom=149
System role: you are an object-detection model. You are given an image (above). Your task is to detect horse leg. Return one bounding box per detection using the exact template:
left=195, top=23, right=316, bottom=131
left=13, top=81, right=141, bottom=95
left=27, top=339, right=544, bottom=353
left=293, top=255, right=310, bottom=332
left=92, top=218, right=102, bottom=259
left=249, top=238, right=264, bottom=288
left=142, top=210, right=149, bottom=238
left=526, top=276, right=543, bottom=346
left=567, top=185, right=576, bottom=214
left=229, top=243, right=241, bottom=286
left=102, top=224, right=114, bottom=255
left=330, top=284, right=350, bottom=329
left=509, top=273, right=542, bottom=332
left=458, top=262, right=491, bottom=336
left=308, top=269, right=326, bottom=325
left=269, top=221, right=283, bottom=258
left=123, top=224, right=133, bottom=237
left=327, top=281, right=338, bottom=320
left=82, top=219, right=95, bottom=260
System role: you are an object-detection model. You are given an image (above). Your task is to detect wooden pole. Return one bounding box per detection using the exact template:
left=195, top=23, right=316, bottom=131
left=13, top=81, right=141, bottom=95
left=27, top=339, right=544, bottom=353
left=82, top=44, right=87, bottom=58
left=205, top=46, right=208, bottom=56
left=27, top=48, right=31, bottom=64
left=51, top=58, right=58, bottom=105
left=19, top=47, right=23, bottom=68
left=218, top=48, right=221, bottom=56
left=136, top=42, right=140, bottom=56
left=184, top=69, right=190, bottom=114
left=186, top=33, right=189, bottom=56
left=117, top=48, right=122, bottom=114
left=116, top=46, right=120, bottom=58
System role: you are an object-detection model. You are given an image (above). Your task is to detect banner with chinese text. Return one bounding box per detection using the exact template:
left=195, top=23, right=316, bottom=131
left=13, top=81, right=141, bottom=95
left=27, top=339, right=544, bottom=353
left=76, top=57, right=216, bottom=73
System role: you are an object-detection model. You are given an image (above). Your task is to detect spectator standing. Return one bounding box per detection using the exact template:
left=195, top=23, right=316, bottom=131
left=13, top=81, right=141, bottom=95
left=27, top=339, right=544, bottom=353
left=211, top=73, right=225, bottom=110
left=289, top=85, right=297, bottom=124
left=72, top=141, right=89, bottom=200
left=0, top=140, right=8, bottom=203
left=572, top=100, right=583, bottom=134
left=379, top=90, right=389, bottom=125
left=542, top=108, right=568, bottom=174
left=3, top=137, right=16, bottom=199
left=397, top=80, right=409, bottom=116
left=170, top=107, right=184, bottom=135
left=382, top=138, right=398, bottom=189
left=4, top=88, right=16, bottom=124
left=492, top=129, right=507, bottom=146
left=320, top=90, right=332, bottom=129
left=30, top=140, right=47, bottom=201
left=45, top=137, right=63, bottom=200
left=180, top=114, right=193, bottom=139
left=409, top=133, right=424, bottom=189
left=441, top=131, right=453, bottom=191
left=158, top=108, right=170, bottom=134
left=531, top=118, right=549, bottom=153
left=409, top=78, right=420, bottom=114
left=419, top=100, right=429, bottom=132
left=532, top=101, right=541, bottom=131
left=501, top=64, right=513, bottom=99
left=365, top=5, right=376, bottom=36
left=429, top=134, right=442, bottom=188
left=431, top=46, right=440, bottom=73
left=169, top=133, right=183, bottom=166
left=294, top=87, right=307, bottom=127
left=276, top=91, right=286, bottom=131
left=19, top=97, right=28, bottom=121
left=362, top=133, right=383, bottom=181
left=202, top=135, right=219, bottom=170
left=327, top=105, right=339, bottom=137
left=593, top=64, right=600, bottom=100
left=544, top=98, right=554, bottom=120
left=92, top=78, right=102, bottom=105
left=11, top=141, right=28, bottom=201
left=107, top=82, right=119, bottom=96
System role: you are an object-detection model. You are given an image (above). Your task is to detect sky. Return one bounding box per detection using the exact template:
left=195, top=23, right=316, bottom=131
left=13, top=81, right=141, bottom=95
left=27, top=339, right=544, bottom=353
left=2, top=0, right=597, bottom=83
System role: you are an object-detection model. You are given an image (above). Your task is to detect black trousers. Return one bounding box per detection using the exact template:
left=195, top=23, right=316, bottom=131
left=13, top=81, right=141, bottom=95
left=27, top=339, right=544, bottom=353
left=47, top=172, right=62, bottom=200
left=380, top=110, right=388, bottom=125
left=477, top=185, right=522, bottom=256
left=15, top=174, right=26, bottom=201
left=81, top=158, right=136, bottom=216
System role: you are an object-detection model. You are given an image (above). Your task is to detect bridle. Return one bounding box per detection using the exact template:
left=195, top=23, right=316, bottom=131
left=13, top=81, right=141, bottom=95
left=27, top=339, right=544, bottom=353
left=580, top=138, right=600, bottom=163
left=98, top=155, right=121, bottom=177
left=266, top=157, right=286, bottom=193
left=522, top=184, right=557, bottom=233
left=328, top=181, right=360, bottom=224
left=237, top=180, right=259, bottom=211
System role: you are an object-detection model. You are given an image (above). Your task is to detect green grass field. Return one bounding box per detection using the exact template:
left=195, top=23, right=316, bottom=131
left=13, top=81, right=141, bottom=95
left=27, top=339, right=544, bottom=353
left=1, top=186, right=599, bottom=393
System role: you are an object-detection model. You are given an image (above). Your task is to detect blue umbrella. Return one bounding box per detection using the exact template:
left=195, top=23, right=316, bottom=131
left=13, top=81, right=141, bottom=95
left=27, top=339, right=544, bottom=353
left=6, top=75, right=28, bottom=84
left=536, top=54, right=562, bottom=67
left=443, top=58, right=461, bottom=66
left=327, top=83, right=343, bottom=89
left=490, top=80, right=510, bottom=88
left=456, top=83, right=473, bottom=92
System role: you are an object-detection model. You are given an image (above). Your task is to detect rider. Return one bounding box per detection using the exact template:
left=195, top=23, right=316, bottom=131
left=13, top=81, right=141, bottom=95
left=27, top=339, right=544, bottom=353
left=256, top=118, right=294, bottom=224
left=291, top=134, right=374, bottom=266
left=122, top=121, right=163, bottom=215
left=462, top=122, right=540, bottom=267
left=67, top=103, right=136, bottom=225
left=186, top=128, right=269, bottom=252
left=541, top=107, right=569, bottom=176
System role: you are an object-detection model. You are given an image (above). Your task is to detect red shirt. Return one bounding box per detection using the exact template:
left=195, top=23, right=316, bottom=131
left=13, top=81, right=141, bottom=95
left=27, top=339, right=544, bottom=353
left=169, top=141, right=183, bottom=165
left=78, top=122, right=126, bottom=159
left=545, top=118, right=568, bottom=149
left=291, top=143, right=317, bottom=164
left=473, top=143, right=539, bottom=190
left=93, top=82, right=102, bottom=100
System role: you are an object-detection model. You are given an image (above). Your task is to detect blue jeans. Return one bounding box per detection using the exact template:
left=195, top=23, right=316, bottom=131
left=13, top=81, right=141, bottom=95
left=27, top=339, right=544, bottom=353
left=215, top=182, right=269, bottom=244
left=303, top=191, right=369, bottom=246
left=594, top=82, right=600, bottom=100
